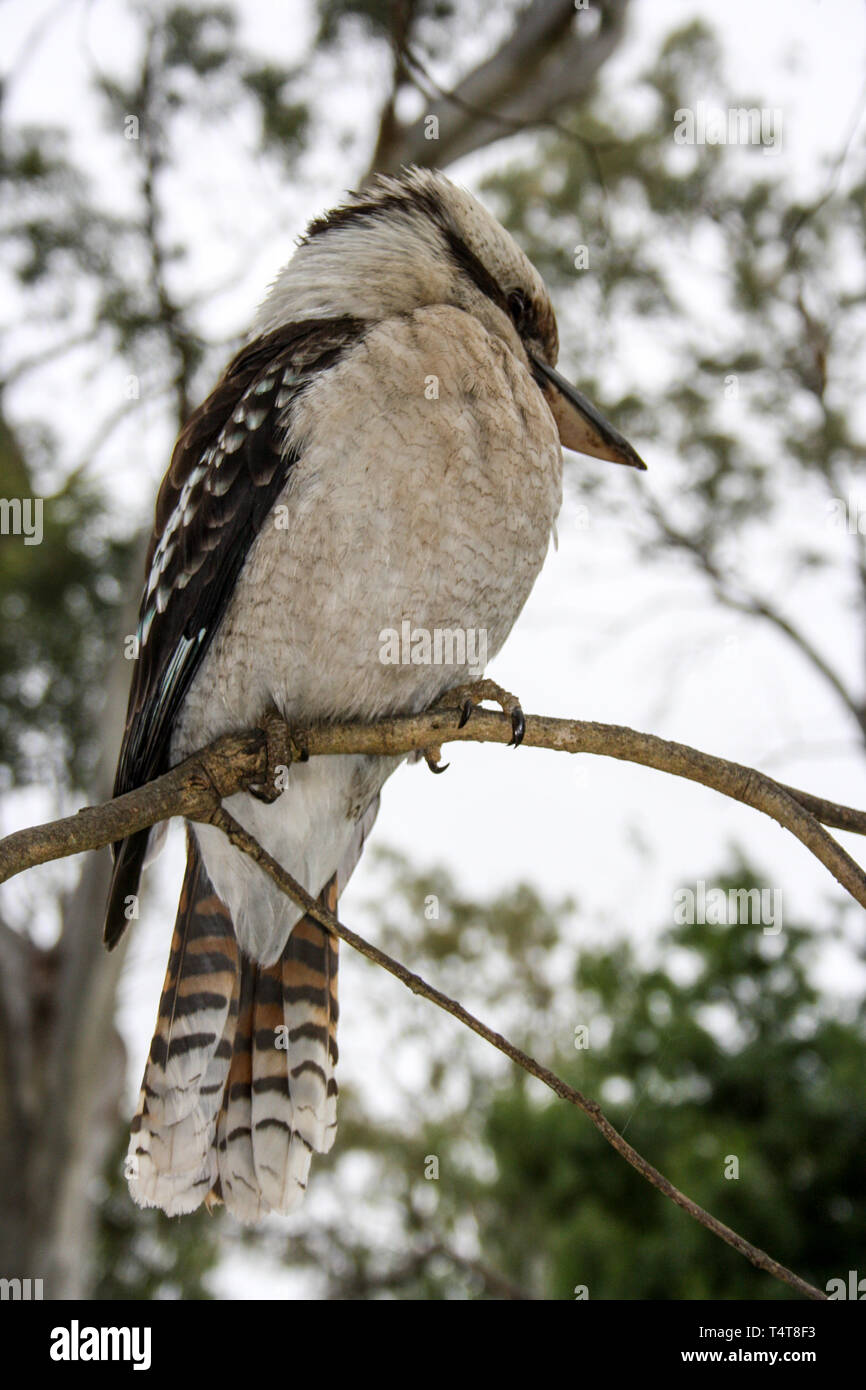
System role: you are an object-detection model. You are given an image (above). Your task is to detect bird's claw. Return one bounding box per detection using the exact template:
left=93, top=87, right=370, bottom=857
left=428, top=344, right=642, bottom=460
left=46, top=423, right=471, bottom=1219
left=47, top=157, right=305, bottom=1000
left=423, top=744, right=449, bottom=775
left=434, top=678, right=526, bottom=748
left=509, top=706, right=526, bottom=747
left=249, top=708, right=308, bottom=802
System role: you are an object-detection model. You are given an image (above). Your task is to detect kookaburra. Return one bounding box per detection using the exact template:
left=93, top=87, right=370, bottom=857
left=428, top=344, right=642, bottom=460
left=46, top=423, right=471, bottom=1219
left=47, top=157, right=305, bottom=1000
left=106, top=167, right=644, bottom=1222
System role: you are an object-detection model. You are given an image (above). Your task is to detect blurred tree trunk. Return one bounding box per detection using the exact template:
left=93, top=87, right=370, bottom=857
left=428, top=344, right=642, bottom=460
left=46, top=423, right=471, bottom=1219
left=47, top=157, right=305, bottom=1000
left=0, top=552, right=134, bottom=1298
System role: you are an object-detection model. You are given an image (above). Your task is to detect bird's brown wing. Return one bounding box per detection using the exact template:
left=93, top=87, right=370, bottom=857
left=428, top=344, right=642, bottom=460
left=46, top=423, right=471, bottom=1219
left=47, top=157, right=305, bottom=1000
left=105, top=317, right=365, bottom=948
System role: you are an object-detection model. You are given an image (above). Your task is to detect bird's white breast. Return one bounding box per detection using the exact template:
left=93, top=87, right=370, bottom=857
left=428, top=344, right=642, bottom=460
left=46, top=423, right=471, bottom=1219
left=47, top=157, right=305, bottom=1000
left=173, top=305, right=562, bottom=962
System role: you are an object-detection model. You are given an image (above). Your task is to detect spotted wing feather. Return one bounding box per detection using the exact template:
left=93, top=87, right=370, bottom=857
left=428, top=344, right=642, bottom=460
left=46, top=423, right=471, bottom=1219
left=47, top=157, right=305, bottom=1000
left=105, top=317, right=364, bottom=948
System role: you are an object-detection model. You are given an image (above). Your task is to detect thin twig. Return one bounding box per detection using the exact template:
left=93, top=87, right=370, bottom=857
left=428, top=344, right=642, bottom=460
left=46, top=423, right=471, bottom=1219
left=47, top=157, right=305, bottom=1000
left=208, top=803, right=827, bottom=1302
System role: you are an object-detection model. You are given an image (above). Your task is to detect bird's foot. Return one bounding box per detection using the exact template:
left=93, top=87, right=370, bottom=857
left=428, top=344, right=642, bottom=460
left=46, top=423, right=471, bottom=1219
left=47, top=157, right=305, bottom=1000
left=433, top=678, right=526, bottom=747
left=248, top=707, right=309, bottom=803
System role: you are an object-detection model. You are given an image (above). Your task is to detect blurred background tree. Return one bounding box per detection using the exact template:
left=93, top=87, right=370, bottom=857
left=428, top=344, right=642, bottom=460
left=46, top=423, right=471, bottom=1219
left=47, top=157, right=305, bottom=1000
left=0, top=0, right=863, bottom=1298
left=242, top=849, right=865, bottom=1300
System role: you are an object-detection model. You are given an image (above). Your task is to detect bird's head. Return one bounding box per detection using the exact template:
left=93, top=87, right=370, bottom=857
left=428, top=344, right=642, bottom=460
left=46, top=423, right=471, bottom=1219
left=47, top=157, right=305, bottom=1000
left=254, top=167, right=644, bottom=470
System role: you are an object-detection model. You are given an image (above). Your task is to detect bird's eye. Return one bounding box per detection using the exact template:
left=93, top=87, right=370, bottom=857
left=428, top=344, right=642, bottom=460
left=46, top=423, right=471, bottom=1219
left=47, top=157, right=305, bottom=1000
left=507, top=289, right=532, bottom=333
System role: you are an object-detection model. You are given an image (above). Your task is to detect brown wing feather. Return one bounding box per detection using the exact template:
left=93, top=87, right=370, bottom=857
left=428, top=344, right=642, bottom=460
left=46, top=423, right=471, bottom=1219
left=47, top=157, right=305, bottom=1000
left=104, top=317, right=365, bottom=948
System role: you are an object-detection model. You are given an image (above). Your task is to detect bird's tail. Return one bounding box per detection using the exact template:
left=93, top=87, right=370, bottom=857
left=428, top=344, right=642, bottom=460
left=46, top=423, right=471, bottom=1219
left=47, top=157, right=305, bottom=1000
left=126, top=829, right=339, bottom=1221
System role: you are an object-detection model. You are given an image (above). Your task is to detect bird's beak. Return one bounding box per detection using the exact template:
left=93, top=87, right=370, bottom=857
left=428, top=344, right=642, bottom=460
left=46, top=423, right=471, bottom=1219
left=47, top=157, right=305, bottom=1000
left=530, top=355, right=646, bottom=470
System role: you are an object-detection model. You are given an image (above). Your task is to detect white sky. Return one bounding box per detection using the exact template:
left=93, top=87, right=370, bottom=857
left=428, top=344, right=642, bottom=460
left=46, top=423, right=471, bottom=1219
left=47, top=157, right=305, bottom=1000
left=2, top=0, right=866, bottom=1297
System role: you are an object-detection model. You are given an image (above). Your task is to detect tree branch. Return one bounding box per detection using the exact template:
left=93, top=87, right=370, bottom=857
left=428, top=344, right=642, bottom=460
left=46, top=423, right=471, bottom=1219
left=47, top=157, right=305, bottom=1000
left=647, top=496, right=866, bottom=741
left=365, top=0, right=631, bottom=178
left=2, top=707, right=866, bottom=915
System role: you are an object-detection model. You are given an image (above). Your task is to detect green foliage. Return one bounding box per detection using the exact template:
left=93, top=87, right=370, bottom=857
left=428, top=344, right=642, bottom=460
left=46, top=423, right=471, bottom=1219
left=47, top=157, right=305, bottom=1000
left=0, top=1, right=319, bottom=801
left=94, top=5, right=310, bottom=172
left=481, top=866, right=864, bottom=1299
left=162, top=4, right=235, bottom=74
left=316, top=0, right=460, bottom=48
left=242, top=66, right=309, bottom=162
left=271, top=851, right=864, bottom=1300
left=0, top=120, right=125, bottom=293
left=482, top=21, right=866, bottom=620
left=0, top=411, right=134, bottom=792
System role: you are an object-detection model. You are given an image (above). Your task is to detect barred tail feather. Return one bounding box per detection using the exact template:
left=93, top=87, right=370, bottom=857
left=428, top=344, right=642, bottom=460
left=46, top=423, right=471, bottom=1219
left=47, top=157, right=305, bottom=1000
left=212, top=956, right=261, bottom=1219
left=216, top=877, right=339, bottom=1221
left=127, top=834, right=341, bottom=1222
left=127, top=833, right=240, bottom=1214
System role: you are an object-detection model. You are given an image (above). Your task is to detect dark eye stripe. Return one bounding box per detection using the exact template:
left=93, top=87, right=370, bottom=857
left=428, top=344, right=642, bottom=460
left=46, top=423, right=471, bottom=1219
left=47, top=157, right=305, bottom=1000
left=444, top=229, right=509, bottom=316
left=446, top=230, right=542, bottom=343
